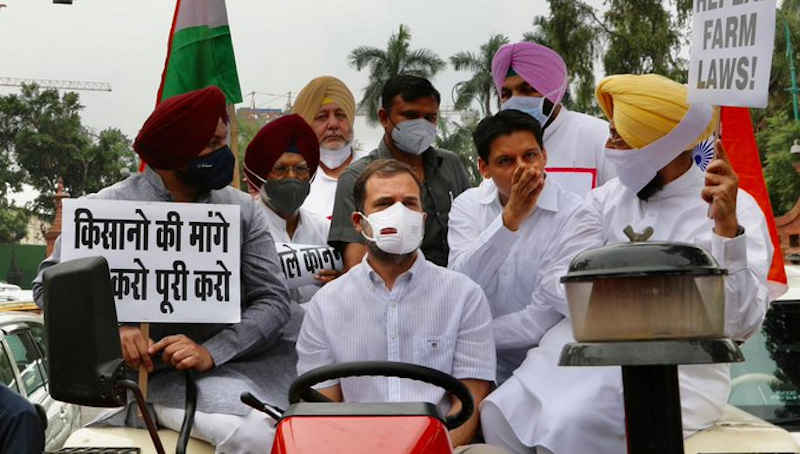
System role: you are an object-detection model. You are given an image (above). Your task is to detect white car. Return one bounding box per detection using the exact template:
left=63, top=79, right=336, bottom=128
left=0, top=310, right=81, bottom=451
left=0, top=282, right=26, bottom=302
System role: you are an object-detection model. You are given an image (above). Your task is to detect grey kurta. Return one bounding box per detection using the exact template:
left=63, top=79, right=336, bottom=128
left=32, top=168, right=293, bottom=415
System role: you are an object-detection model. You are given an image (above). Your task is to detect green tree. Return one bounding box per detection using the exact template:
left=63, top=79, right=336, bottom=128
left=349, top=24, right=446, bottom=124
left=0, top=92, right=31, bottom=199
left=753, top=0, right=800, bottom=132
left=436, top=112, right=481, bottom=186
left=601, top=0, right=692, bottom=81
left=235, top=110, right=264, bottom=191
left=524, top=0, right=601, bottom=113
left=450, top=34, right=509, bottom=116
left=758, top=111, right=800, bottom=214
left=3, top=84, right=137, bottom=221
left=0, top=202, right=29, bottom=244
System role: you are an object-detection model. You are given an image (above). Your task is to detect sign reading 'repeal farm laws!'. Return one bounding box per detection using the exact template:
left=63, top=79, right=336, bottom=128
left=61, top=199, right=241, bottom=324
left=688, top=0, right=776, bottom=108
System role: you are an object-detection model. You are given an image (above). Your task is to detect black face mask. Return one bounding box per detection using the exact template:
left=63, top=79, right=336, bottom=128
left=261, top=178, right=310, bottom=216
left=178, top=146, right=235, bottom=192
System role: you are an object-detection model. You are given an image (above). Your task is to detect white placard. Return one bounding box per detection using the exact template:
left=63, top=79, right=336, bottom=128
left=545, top=167, right=597, bottom=199
left=688, top=0, right=776, bottom=108
left=275, top=242, right=343, bottom=289
left=61, top=199, right=241, bottom=324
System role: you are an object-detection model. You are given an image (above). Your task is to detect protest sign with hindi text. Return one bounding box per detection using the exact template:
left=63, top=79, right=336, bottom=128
left=61, top=199, right=241, bottom=324
left=688, top=0, right=776, bottom=108
left=275, top=242, right=343, bottom=289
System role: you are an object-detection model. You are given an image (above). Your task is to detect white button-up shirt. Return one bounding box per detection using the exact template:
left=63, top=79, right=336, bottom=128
left=544, top=107, right=616, bottom=197
left=297, top=251, right=496, bottom=408
left=448, top=179, right=582, bottom=383
left=484, top=165, right=773, bottom=453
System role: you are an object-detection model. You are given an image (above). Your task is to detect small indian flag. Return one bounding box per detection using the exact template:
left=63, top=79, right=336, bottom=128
left=157, top=0, right=243, bottom=104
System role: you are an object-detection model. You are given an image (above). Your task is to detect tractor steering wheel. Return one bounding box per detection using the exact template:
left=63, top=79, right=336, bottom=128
left=288, top=361, right=474, bottom=430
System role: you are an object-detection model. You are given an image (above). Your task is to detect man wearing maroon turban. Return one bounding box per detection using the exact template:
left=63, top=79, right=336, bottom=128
left=243, top=114, right=340, bottom=405
left=33, top=86, right=291, bottom=453
left=492, top=42, right=615, bottom=198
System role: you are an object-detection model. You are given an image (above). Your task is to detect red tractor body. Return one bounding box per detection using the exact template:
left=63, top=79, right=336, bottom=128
left=270, top=402, right=453, bottom=454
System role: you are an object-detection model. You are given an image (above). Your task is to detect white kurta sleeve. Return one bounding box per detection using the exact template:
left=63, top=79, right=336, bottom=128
left=490, top=193, right=607, bottom=350
left=709, top=192, right=772, bottom=341
left=447, top=195, right=520, bottom=291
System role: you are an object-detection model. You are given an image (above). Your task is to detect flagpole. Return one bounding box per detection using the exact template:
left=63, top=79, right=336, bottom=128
left=229, top=104, right=240, bottom=189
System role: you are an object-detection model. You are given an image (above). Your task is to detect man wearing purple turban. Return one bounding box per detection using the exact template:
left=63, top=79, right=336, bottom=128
left=491, top=42, right=614, bottom=198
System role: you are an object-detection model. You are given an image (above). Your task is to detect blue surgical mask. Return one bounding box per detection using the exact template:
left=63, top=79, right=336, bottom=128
left=391, top=118, right=437, bottom=155
left=180, top=145, right=234, bottom=191
left=501, top=96, right=553, bottom=128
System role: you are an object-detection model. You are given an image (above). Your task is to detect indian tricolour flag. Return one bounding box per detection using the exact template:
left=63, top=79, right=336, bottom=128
left=157, top=0, right=242, bottom=105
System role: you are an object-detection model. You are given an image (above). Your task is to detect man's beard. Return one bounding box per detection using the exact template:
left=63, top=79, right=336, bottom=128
left=365, top=241, right=416, bottom=265
left=636, top=173, right=665, bottom=200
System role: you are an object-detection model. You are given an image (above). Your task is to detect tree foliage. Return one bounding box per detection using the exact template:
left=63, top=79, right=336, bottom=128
left=0, top=202, right=29, bottom=244
left=524, top=0, right=601, bottom=114
left=436, top=112, right=481, bottom=187
left=235, top=111, right=264, bottom=191
left=0, top=93, right=29, bottom=199
left=1, top=84, right=137, bottom=221
left=450, top=34, right=509, bottom=116
left=757, top=111, right=800, bottom=215
left=349, top=25, right=446, bottom=124
left=753, top=0, right=800, bottom=131
left=601, top=0, right=691, bottom=80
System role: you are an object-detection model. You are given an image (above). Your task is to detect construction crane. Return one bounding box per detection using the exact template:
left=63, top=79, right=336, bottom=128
left=245, top=90, right=292, bottom=111
left=0, top=77, right=111, bottom=92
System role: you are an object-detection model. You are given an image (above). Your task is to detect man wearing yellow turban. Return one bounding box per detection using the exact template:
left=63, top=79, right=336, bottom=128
left=292, top=76, right=357, bottom=219
left=480, top=74, right=774, bottom=454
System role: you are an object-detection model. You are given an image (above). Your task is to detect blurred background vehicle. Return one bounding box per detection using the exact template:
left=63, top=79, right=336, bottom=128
left=0, top=309, right=80, bottom=451
left=728, top=265, right=800, bottom=446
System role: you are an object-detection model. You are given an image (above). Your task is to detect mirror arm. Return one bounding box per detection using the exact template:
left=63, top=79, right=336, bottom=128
left=117, top=379, right=166, bottom=454
left=176, top=371, right=197, bottom=454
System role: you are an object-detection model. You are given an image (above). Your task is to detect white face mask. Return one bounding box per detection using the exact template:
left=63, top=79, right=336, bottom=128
left=603, top=102, right=715, bottom=193
left=391, top=118, right=437, bottom=155
left=358, top=201, right=424, bottom=255
left=319, top=143, right=352, bottom=169
left=501, top=96, right=553, bottom=128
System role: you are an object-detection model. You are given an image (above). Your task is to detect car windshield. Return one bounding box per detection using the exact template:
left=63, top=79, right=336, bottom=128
left=729, top=299, right=800, bottom=429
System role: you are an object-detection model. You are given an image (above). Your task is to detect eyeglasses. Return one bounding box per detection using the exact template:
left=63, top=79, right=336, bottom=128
left=270, top=164, right=311, bottom=179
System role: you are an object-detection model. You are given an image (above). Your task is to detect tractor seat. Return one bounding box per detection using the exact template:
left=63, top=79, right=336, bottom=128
left=684, top=404, right=800, bottom=453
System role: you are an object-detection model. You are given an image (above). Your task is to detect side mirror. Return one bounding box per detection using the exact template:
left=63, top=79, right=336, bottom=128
left=42, top=256, right=126, bottom=407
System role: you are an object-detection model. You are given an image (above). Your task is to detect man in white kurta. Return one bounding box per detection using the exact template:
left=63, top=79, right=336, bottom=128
left=481, top=74, right=774, bottom=454
left=243, top=113, right=338, bottom=410
left=448, top=110, right=582, bottom=383
left=492, top=42, right=615, bottom=198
